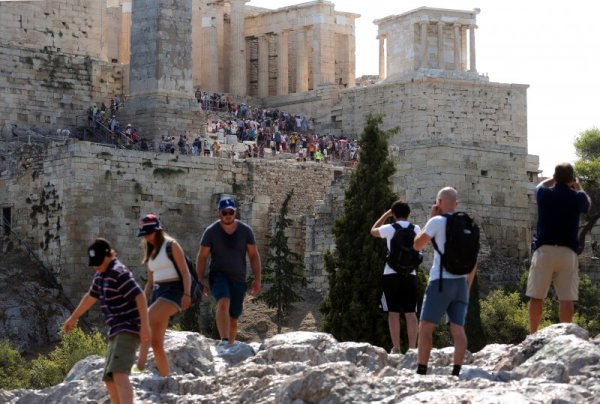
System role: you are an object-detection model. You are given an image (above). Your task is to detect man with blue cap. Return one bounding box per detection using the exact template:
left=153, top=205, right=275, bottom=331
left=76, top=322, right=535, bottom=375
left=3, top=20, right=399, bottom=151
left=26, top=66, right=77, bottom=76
left=196, top=197, right=261, bottom=345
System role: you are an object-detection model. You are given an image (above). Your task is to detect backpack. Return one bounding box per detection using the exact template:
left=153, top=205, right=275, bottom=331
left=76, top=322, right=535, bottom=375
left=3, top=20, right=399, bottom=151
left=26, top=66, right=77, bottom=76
left=386, top=223, right=422, bottom=275
left=165, top=240, right=203, bottom=303
left=432, top=212, right=479, bottom=289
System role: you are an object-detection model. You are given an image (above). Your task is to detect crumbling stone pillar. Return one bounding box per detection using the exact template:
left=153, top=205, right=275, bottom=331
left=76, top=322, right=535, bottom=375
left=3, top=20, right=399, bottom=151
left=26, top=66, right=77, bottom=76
left=277, top=30, right=289, bottom=95
left=437, top=20, right=444, bottom=69
left=420, top=21, right=428, bottom=68
left=295, top=28, right=308, bottom=93
left=229, top=0, right=248, bottom=96
left=258, top=35, right=269, bottom=97
left=378, top=34, right=386, bottom=80
left=122, top=0, right=200, bottom=144
left=453, top=23, right=461, bottom=70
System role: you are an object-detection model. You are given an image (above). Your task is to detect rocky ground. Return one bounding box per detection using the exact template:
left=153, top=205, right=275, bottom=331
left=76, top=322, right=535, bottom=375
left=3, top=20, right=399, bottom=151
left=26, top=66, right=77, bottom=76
left=2, top=324, right=599, bottom=403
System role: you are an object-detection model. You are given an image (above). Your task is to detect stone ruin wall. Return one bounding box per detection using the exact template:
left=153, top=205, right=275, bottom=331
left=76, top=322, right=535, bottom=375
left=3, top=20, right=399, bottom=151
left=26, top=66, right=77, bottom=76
left=0, top=141, right=350, bottom=301
left=0, top=0, right=127, bottom=133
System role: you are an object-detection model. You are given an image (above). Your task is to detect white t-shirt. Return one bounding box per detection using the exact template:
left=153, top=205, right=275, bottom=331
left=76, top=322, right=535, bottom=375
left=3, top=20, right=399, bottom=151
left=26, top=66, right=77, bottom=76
left=378, top=220, right=420, bottom=275
left=422, top=214, right=468, bottom=281
left=148, top=239, right=180, bottom=282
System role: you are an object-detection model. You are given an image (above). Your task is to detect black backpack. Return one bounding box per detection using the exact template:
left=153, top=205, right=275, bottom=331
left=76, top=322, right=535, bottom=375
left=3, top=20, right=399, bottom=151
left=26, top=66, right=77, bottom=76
left=386, top=223, right=423, bottom=275
left=432, top=212, right=479, bottom=289
left=165, top=240, right=203, bottom=303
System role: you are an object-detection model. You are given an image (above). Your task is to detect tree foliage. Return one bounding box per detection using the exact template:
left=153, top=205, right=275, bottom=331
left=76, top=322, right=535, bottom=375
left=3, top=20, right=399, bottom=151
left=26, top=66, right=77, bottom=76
left=258, top=190, right=309, bottom=333
left=321, top=114, right=398, bottom=348
left=574, top=127, right=600, bottom=244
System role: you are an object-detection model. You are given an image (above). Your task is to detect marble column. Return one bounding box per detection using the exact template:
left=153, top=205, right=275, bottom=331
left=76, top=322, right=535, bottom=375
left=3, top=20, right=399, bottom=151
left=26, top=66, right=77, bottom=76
left=312, top=23, right=335, bottom=87
left=295, top=28, right=308, bottom=93
left=378, top=34, right=386, bottom=80
left=258, top=35, right=269, bottom=98
left=277, top=30, right=289, bottom=95
left=420, top=21, right=428, bottom=68
left=437, top=21, right=444, bottom=69
left=453, top=23, right=461, bottom=70
left=229, top=0, right=247, bottom=96
left=119, top=2, right=132, bottom=64
left=469, top=24, right=477, bottom=72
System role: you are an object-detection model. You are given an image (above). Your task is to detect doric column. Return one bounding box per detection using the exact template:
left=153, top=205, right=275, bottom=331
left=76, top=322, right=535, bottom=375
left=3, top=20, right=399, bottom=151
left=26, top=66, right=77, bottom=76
left=199, top=6, right=219, bottom=91
left=295, top=28, right=308, bottom=93
left=453, top=23, right=461, bottom=70
left=469, top=24, right=477, bottom=72
left=437, top=21, right=444, bottom=69
left=347, top=32, right=356, bottom=87
left=119, top=2, right=132, bottom=64
left=312, top=23, right=335, bottom=87
left=277, top=30, right=289, bottom=95
left=378, top=34, right=386, bottom=80
left=229, top=0, right=247, bottom=96
left=258, top=35, right=269, bottom=98
left=420, top=21, right=428, bottom=68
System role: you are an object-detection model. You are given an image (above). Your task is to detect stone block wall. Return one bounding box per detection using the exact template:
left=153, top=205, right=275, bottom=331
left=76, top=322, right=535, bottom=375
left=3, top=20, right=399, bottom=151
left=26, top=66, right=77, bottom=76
left=0, top=44, right=125, bottom=131
left=0, top=0, right=105, bottom=59
left=0, top=141, right=351, bottom=301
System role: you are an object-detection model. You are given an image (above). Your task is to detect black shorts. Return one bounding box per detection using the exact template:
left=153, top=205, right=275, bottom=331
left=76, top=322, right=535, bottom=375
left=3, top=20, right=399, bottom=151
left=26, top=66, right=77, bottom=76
left=380, top=273, right=418, bottom=313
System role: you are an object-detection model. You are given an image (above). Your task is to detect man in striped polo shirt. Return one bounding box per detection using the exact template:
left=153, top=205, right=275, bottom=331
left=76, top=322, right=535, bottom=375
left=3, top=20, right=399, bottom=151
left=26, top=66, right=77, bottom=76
left=64, top=238, right=151, bottom=404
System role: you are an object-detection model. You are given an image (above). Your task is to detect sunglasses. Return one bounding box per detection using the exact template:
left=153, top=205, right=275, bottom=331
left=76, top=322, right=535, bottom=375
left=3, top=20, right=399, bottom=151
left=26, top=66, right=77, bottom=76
left=221, top=209, right=236, bottom=216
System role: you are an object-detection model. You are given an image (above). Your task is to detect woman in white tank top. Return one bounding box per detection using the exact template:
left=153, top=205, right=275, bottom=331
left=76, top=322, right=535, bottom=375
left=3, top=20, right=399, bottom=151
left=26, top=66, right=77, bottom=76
left=136, top=214, right=191, bottom=377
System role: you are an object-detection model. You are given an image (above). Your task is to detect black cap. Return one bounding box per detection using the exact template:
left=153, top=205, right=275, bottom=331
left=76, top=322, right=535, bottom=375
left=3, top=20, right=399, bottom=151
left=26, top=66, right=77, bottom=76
left=88, top=238, right=111, bottom=266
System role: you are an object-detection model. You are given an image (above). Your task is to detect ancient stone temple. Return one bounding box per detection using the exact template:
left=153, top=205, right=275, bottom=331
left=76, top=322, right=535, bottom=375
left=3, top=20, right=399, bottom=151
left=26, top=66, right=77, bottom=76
left=0, top=1, right=540, bottom=303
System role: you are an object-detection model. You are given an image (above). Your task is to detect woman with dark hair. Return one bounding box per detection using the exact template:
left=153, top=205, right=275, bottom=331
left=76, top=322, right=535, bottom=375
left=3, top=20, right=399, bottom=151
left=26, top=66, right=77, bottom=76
left=137, top=214, right=191, bottom=376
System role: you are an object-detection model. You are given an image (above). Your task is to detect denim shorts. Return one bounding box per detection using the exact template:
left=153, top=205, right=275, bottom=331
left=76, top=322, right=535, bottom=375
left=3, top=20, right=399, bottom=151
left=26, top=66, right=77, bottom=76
left=103, top=332, right=139, bottom=382
left=151, top=281, right=183, bottom=311
left=420, top=278, right=468, bottom=326
left=209, top=272, right=247, bottom=319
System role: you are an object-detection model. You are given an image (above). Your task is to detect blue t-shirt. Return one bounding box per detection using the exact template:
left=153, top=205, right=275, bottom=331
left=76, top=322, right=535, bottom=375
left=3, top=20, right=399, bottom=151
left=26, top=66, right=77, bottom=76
left=88, top=259, right=143, bottom=337
left=200, top=220, right=257, bottom=282
left=535, top=183, right=589, bottom=252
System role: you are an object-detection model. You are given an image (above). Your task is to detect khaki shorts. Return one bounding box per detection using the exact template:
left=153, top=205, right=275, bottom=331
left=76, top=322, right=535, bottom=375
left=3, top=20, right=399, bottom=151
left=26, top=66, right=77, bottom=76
left=103, top=332, right=139, bottom=382
left=526, top=245, right=579, bottom=301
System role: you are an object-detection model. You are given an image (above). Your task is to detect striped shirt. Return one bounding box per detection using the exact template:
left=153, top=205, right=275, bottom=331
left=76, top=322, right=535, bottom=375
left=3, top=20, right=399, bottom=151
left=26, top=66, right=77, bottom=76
left=88, top=259, right=143, bottom=337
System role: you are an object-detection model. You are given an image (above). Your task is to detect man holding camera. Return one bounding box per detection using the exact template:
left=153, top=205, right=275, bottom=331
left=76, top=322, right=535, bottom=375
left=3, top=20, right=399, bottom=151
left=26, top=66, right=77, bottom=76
left=527, top=162, right=591, bottom=333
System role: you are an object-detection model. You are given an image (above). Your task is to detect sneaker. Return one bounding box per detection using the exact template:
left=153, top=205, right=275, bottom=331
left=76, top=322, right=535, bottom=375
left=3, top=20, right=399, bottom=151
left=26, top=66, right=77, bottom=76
left=389, top=347, right=401, bottom=355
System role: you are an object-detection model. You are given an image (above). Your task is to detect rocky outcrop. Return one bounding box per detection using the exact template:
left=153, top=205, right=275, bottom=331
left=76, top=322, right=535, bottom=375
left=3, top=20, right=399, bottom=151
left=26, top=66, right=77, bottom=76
left=2, top=324, right=599, bottom=403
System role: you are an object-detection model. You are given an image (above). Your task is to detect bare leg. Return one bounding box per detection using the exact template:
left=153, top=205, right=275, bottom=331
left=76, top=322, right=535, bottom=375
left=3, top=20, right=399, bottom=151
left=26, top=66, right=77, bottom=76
left=387, top=312, right=401, bottom=350
left=149, top=300, right=179, bottom=376
left=528, top=297, right=544, bottom=334
left=417, top=321, right=436, bottom=366
left=405, top=312, right=419, bottom=349
left=105, top=380, right=120, bottom=404
left=216, top=298, right=231, bottom=341
left=112, top=372, right=134, bottom=404
left=449, top=323, right=468, bottom=366
left=559, top=300, right=575, bottom=323
left=136, top=341, right=149, bottom=370
left=229, top=317, right=238, bottom=344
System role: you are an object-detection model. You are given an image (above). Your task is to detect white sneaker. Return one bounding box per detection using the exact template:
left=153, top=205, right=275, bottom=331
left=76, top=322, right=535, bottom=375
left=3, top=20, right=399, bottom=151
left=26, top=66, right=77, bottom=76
left=389, top=347, right=401, bottom=355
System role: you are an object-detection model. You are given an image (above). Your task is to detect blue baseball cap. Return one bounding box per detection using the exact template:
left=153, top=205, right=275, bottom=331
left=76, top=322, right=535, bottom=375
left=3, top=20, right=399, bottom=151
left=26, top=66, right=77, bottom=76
left=218, top=197, right=236, bottom=211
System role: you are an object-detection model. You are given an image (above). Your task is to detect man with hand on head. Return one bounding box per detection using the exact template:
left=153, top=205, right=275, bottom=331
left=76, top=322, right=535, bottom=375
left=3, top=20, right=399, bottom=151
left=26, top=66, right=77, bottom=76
left=64, top=238, right=150, bottom=404
left=196, top=197, right=261, bottom=345
left=527, top=162, right=591, bottom=333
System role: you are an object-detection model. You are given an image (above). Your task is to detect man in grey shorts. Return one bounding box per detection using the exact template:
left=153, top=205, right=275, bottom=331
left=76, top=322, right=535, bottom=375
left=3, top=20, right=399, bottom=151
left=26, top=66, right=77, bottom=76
left=413, top=187, right=477, bottom=377
left=197, top=197, right=261, bottom=345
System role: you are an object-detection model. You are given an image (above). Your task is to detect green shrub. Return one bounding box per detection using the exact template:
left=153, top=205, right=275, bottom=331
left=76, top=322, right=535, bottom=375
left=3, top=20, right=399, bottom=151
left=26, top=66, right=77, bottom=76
left=29, top=328, right=106, bottom=389
left=574, top=275, right=600, bottom=336
left=0, top=340, right=30, bottom=389
left=480, top=290, right=531, bottom=344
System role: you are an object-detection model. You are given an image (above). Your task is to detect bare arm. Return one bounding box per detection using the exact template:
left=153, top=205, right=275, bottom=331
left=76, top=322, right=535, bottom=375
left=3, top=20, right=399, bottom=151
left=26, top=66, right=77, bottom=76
left=63, top=293, right=97, bottom=333
left=413, top=230, right=432, bottom=252
left=171, top=240, right=192, bottom=309
left=537, top=177, right=555, bottom=188
left=247, top=244, right=261, bottom=295
left=467, top=264, right=477, bottom=291
left=144, top=270, right=154, bottom=302
left=196, top=245, right=211, bottom=296
left=370, top=209, right=392, bottom=237
left=135, top=293, right=151, bottom=344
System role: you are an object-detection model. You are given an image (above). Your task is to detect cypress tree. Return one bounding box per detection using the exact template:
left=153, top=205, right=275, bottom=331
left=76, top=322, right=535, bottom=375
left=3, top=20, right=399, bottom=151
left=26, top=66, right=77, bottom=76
left=257, top=190, right=309, bottom=333
left=321, top=114, right=398, bottom=348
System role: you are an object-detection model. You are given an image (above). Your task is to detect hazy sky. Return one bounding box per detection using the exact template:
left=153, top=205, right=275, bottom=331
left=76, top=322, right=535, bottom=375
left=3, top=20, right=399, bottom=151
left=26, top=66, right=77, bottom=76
left=248, top=0, right=600, bottom=176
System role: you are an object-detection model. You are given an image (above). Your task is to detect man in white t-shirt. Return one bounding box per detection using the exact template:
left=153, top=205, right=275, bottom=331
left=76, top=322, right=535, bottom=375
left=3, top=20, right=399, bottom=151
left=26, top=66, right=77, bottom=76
left=371, top=200, right=421, bottom=354
left=413, top=187, right=477, bottom=377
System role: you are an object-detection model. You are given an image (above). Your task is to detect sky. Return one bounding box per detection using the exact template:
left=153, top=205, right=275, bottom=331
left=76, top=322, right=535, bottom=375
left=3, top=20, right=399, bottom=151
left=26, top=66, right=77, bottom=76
left=248, top=0, right=600, bottom=176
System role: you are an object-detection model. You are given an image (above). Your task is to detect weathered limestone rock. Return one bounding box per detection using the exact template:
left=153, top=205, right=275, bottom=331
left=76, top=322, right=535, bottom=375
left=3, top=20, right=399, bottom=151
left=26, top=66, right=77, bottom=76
left=3, top=324, right=600, bottom=403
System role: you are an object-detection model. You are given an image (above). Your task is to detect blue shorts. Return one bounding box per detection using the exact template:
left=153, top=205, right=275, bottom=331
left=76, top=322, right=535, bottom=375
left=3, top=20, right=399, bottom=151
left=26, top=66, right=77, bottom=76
left=420, top=278, right=468, bottom=326
left=151, top=281, right=183, bottom=311
left=209, top=272, right=247, bottom=319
